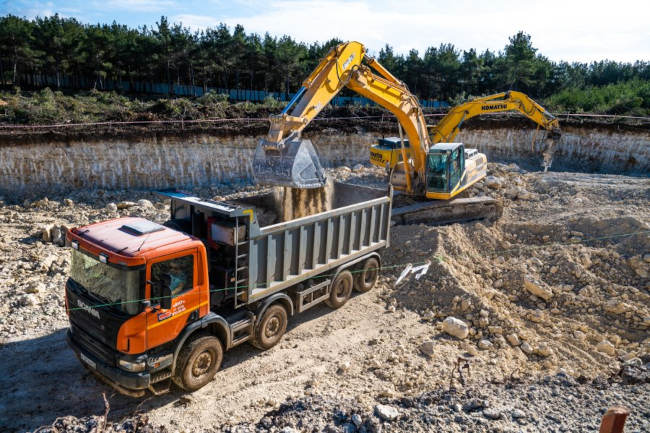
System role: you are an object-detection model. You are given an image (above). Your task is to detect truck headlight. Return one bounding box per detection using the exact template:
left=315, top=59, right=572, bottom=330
left=118, top=358, right=146, bottom=372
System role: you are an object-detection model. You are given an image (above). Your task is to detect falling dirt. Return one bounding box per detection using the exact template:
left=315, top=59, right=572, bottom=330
left=280, top=178, right=334, bottom=221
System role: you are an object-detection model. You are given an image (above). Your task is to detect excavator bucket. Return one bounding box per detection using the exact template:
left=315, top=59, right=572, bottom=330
left=252, top=139, right=327, bottom=189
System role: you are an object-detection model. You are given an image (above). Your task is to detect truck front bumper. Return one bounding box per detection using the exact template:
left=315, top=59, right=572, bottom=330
left=66, top=330, right=150, bottom=396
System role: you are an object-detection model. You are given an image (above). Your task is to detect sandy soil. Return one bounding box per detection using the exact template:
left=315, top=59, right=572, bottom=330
left=0, top=164, right=648, bottom=432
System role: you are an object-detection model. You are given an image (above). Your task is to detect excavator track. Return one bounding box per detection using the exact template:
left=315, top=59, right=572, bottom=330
left=391, top=196, right=503, bottom=226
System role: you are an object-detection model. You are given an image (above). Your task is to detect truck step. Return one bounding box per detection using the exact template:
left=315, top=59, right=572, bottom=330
left=230, top=318, right=253, bottom=333
left=231, top=333, right=252, bottom=347
left=237, top=254, right=248, bottom=260
left=237, top=266, right=248, bottom=272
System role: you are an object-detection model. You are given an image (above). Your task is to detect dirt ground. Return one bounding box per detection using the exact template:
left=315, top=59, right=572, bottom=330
left=0, top=163, right=648, bottom=432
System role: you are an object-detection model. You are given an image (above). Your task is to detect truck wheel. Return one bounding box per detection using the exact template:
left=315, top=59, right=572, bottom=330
left=327, top=270, right=353, bottom=309
left=253, top=304, right=288, bottom=350
left=354, top=257, right=379, bottom=293
left=175, top=335, right=223, bottom=392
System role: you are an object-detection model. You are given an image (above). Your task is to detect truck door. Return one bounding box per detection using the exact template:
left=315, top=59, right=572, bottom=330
left=145, top=250, right=201, bottom=349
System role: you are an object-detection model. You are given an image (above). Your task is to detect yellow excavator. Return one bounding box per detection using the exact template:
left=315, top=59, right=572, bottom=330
left=252, top=41, right=560, bottom=224
left=370, top=91, right=561, bottom=172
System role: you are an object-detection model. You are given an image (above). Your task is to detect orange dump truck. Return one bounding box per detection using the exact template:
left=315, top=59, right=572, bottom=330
left=65, top=183, right=391, bottom=396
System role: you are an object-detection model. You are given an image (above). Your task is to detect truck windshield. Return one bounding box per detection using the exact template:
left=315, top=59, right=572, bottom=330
left=70, top=250, right=142, bottom=315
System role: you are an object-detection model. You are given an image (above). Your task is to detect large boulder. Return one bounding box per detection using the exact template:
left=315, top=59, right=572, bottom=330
left=442, top=316, right=469, bottom=339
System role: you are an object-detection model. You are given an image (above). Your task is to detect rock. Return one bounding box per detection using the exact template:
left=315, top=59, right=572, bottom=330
left=375, top=404, right=399, bottom=421
left=39, top=224, right=55, bottom=242
left=462, top=399, right=484, bottom=412
left=483, top=408, right=503, bottom=420
left=573, top=330, right=586, bottom=340
left=535, top=343, right=553, bottom=357
left=281, top=428, right=299, bottom=433
left=529, top=309, right=545, bottom=323
left=604, top=299, right=630, bottom=314
left=523, top=275, right=553, bottom=301
left=520, top=342, right=534, bottom=354
left=352, top=163, right=364, bottom=171
left=627, top=255, right=648, bottom=278
left=506, top=333, right=521, bottom=346
left=485, top=176, right=503, bottom=189
left=337, top=361, right=351, bottom=374
left=106, top=202, right=118, bottom=212
left=351, top=414, right=363, bottom=427
left=117, top=201, right=136, bottom=209
left=137, top=199, right=154, bottom=208
left=419, top=341, right=435, bottom=356
left=493, top=279, right=504, bottom=289
left=63, top=198, right=74, bottom=207
left=478, top=339, right=493, bottom=350
left=442, top=316, right=469, bottom=339
left=462, top=342, right=479, bottom=356
left=505, top=187, right=519, bottom=200
left=340, top=166, right=352, bottom=173
left=511, top=409, right=526, bottom=419
left=20, top=294, right=38, bottom=307
left=51, top=226, right=63, bottom=245
left=341, top=423, right=356, bottom=433
left=596, top=340, right=616, bottom=356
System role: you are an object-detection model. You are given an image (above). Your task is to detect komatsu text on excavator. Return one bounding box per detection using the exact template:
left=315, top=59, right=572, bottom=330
left=253, top=41, right=560, bottom=224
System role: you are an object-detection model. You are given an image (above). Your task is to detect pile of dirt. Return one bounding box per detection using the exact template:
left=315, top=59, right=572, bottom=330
left=383, top=163, right=649, bottom=380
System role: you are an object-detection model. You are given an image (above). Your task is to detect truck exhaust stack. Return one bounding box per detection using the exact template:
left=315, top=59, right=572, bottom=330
left=252, top=138, right=327, bottom=189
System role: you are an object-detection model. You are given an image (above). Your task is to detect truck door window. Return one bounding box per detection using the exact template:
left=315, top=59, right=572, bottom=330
left=151, top=255, right=194, bottom=303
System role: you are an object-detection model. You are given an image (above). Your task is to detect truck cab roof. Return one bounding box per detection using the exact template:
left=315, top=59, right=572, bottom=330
left=70, top=217, right=193, bottom=259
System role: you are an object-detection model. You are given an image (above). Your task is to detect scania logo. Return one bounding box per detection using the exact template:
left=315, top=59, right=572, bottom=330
left=77, top=299, right=100, bottom=319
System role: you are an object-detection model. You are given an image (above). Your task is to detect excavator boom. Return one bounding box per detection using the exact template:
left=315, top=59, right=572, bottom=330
left=253, top=42, right=366, bottom=188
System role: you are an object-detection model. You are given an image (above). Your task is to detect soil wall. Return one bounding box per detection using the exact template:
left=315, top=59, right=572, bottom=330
left=0, top=125, right=647, bottom=199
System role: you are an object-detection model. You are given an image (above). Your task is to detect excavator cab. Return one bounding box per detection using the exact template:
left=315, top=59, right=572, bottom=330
left=425, top=143, right=465, bottom=197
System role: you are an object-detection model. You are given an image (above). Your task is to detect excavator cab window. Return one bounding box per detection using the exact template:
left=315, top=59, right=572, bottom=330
left=449, top=148, right=463, bottom=189
left=426, top=151, right=449, bottom=192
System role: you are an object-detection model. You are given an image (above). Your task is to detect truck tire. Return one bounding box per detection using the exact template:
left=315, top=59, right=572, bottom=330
left=253, top=304, right=288, bottom=350
left=174, top=334, right=223, bottom=392
left=326, top=270, right=353, bottom=309
left=354, top=257, right=379, bottom=293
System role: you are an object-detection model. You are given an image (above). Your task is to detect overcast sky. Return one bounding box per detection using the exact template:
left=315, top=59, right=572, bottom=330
left=2, top=0, right=649, bottom=62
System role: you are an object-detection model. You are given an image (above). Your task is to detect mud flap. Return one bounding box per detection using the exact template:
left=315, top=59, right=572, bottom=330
left=253, top=139, right=327, bottom=189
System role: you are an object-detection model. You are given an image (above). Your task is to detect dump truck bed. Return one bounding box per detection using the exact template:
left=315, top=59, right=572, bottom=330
left=161, top=182, right=392, bottom=308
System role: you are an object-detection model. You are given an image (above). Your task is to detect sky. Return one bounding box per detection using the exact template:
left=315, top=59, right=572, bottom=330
left=2, top=0, right=649, bottom=63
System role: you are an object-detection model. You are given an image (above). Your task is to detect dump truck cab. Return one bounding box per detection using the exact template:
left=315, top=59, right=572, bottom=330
left=65, top=217, right=209, bottom=394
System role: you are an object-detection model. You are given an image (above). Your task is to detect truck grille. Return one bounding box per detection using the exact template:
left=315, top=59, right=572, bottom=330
left=69, top=322, right=116, bottom=366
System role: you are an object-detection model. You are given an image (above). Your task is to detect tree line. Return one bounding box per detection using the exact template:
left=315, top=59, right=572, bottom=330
left=1, top=14, right=649, bottom=112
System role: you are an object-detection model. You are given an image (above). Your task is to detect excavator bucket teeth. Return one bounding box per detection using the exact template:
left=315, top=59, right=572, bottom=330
left=252, top=139, right=327, bottom=189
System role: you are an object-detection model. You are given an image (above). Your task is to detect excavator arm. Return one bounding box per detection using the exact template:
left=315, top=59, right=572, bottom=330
left=429, top=91, right=561, bottom=143
left=253, top=41, right=430, bottom=192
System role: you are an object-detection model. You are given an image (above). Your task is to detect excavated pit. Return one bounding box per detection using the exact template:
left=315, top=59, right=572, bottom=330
left=0, top=122, right=648, bottom=432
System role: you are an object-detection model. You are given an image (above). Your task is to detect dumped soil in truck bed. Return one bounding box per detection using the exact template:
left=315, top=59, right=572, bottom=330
left=0, top=163, right=648, bottom=432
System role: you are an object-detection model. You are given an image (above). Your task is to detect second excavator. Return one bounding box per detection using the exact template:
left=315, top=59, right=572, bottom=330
left=252, top=41, right=559, bottom=224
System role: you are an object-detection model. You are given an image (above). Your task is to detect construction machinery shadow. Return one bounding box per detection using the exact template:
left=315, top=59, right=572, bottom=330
left=0, top=299, right=347, bottom=432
